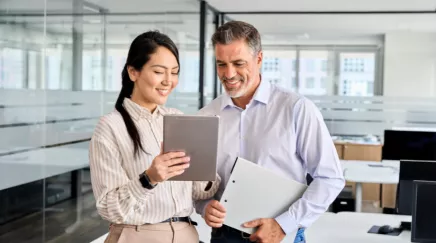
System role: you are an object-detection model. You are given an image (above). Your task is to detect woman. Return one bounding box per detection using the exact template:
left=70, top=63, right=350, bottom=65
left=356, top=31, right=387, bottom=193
left=89, top=31, right=220, bottom=243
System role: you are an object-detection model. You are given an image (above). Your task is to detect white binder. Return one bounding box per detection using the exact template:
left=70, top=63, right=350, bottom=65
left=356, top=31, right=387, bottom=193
left=220, top=157, right=308, bottom=235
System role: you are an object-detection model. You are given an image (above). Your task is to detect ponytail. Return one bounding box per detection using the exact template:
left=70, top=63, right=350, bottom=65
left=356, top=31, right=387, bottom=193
left=115, top=64, right=144, bottom=157
left=115, top=30, right=180, bottom=157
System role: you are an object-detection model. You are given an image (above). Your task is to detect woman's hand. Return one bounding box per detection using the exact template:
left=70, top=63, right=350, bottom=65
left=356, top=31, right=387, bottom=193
left=146, top=146, right=190, bottom=184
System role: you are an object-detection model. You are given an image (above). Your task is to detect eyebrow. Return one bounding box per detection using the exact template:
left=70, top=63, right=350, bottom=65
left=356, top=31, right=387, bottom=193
left=151, top=64, right=179, bottom=69
left=217, top=59, right=246, bottom=64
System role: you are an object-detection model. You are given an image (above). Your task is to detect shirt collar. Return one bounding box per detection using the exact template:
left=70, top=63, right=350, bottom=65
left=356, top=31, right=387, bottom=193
left=123, top=98, right=166, bottom=120
left=252, top=79, right=271, bottom=105
left=220, top=79, right=271, bottom=110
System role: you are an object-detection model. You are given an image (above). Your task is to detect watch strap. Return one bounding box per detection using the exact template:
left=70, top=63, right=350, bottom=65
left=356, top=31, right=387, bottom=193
left=139, top=171, right=156, bottom=189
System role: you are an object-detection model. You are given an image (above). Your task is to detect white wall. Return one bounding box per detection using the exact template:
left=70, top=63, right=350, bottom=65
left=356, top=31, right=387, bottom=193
left=383, top=31, right=436, bottom=97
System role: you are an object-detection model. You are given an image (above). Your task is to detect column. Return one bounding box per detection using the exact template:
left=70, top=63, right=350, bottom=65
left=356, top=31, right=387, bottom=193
left=72, top=0, right=83, bottom=91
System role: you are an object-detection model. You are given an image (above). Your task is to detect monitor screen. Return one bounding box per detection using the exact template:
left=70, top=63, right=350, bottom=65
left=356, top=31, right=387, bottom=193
left=397, top=161, right=436, bottom=215
left=412, top=180, right=436, bottom=242
left=382, top=130, right=436, bottom=161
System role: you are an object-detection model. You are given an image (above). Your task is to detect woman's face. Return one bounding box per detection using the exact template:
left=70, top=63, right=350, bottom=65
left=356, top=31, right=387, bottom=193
left=129, top=46, right=179, bottom=112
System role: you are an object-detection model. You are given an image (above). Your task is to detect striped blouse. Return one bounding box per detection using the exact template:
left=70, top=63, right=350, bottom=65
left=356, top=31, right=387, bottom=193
left=89, top=98, right=220, bottom=225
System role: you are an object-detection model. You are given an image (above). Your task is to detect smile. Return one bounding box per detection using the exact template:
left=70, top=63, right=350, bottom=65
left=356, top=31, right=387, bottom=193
left=225, top=80, right=241, bottom=88
left=226, top=80, right=240, bottom=84
left=156, top=89, right=170, bottom=96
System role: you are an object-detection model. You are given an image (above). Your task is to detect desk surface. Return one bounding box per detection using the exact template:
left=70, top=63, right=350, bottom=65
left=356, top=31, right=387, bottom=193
left=306, top=212, right=411, bottom=243
left=90, top=212, right=412, bottom=243
left=341, top=160, right=400, bottom=184
left=0, top=142, right=89, bottom=190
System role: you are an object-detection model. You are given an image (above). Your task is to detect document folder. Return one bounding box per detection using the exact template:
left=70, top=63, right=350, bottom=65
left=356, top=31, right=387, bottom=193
left=220, top=157, right=308, bottom=235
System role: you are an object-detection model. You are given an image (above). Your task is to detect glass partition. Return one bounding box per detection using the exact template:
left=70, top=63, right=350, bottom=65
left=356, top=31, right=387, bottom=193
left=0, top=1, right=203, bottom=242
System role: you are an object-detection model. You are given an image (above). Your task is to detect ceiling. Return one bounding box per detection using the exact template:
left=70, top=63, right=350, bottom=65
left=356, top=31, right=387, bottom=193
left=207, top=0, right=436, bottom=12
left=0, top=0, right=201, bottom=13
left=209, top=0, right=436, bottom=42
left=1, top=0, right=436, bottom=45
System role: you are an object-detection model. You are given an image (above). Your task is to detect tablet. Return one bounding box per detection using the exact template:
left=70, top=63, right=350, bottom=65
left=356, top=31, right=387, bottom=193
left=163, top=114, right=219, bottom=181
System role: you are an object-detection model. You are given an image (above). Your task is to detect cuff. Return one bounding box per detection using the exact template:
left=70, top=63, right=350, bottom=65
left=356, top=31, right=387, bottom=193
left=129, top=178, right=156, bottom=202
left=275, top=211, right=299, bottom=235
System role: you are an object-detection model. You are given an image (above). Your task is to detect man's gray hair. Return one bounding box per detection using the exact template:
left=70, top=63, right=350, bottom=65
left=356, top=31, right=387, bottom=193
left=211, top=21, right=262, bottom=55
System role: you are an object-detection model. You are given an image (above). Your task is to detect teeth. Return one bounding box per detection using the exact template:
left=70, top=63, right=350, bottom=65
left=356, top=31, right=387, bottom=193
left=227, top=80, right=239, bottom=84
left=157, top=89, right=169, bottom=95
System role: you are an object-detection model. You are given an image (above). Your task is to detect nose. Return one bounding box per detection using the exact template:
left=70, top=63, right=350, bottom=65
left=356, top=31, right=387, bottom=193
left=223, top=66, right=236, bottom=80
left=162, top=72, right=172, bottom=86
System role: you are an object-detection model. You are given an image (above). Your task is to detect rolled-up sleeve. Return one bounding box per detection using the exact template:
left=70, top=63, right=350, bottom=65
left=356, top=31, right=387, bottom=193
left=275, top=98, right=345, bottom=235
left=192, top=173, right=221, bottom=200
left=89, top=137, right=155, bottom=224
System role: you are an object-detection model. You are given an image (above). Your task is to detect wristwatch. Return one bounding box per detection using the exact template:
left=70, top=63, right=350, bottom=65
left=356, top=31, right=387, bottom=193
left=139, top=170, right=157, bottom=189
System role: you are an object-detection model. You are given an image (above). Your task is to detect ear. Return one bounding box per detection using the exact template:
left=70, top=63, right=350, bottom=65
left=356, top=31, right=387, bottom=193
left=127, top=66, right=139, bottom=82
left=256, top=51, right=263, bottom=68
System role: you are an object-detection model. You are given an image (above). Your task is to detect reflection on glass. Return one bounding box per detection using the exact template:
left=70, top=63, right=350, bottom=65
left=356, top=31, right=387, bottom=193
left=0, top=1, right=203, bottom=241
left=0, top=48, right=24, bottom=89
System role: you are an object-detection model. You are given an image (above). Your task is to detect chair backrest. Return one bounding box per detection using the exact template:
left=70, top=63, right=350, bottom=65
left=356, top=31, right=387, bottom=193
left=396, top=160, right=436, bottom=215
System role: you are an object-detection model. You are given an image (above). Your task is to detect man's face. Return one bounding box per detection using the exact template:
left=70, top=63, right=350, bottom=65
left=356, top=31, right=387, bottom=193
left=215, top=39, right=262, bottom=98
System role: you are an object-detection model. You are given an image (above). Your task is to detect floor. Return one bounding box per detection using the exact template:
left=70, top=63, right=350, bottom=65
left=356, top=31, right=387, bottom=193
left=0, top=190, right=108, bottom=243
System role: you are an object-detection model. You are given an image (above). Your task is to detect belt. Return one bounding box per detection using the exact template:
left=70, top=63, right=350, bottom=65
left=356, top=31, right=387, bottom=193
left=110, top=217, right=198, bottom=230
left=161, top=217, right=197, bottom=226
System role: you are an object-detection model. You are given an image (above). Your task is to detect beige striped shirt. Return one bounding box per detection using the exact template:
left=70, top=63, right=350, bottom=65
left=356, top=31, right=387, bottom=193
left=89, top=98, right=220, bottom=225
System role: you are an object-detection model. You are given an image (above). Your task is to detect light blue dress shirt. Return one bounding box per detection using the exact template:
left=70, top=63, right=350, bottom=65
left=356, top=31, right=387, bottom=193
left=195, top=80, right=345, bottom=235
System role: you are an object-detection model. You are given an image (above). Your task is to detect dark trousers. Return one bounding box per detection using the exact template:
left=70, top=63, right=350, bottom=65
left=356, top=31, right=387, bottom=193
left=210, top=225, right=306, bottom=243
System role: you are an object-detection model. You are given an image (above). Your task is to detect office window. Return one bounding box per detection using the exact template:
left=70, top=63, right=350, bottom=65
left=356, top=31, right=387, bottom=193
left=27, top=51, right=39, bottom=89
left=305, top=60, right=315, bottom=72
left=269, top=79, right=280, bottom=84
left=321, top=60, right=328, bottom=72
left=262, top=50, right=296, bottom=91
left=105, top=49, right=126, bottom=91
left=291, top=77, right=297, bottom=88
left=339, top=52, right=376, bottom=96
left=0, top=48, right=24, bottom=89
left=262, top=48, right=378, bottom=96
left=263, top=57, right=279, bottom=72
left=320, top=77, right=326, bottom=89
left=367, top=81, right=374, bottom=95
left=306, top=77, right=315, bottom=89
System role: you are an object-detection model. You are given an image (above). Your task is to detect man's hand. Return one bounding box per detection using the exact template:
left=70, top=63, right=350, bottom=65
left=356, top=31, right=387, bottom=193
left=204, top=200, right=226, bottom=228
left=243, top=218, right=286, bottom=243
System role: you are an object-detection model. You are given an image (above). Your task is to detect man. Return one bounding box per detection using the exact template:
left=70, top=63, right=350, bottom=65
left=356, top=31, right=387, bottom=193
left=195, top=21, right=345, bottom=243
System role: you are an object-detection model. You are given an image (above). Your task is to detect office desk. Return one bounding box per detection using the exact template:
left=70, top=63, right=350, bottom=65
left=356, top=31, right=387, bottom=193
left=341, top=160, right=399, bottom=212
left=0, top=142, right=89, bottom=191
left=0, top=142, right=90, bottom=233
left=306, top=212, right=411, bottom=243
left=91, top=212, right=412, bottom=243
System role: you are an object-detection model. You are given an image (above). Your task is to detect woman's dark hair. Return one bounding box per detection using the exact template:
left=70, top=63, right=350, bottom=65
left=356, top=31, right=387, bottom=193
left=115, top=31, right=180, bottom=157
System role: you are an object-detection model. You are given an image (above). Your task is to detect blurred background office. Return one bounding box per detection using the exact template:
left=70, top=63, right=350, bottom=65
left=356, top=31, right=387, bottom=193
left=0, top=0, right=436, bottom=243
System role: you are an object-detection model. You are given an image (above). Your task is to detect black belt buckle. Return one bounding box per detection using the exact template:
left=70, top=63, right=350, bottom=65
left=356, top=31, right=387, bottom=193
left=164, top=217, right=198, bottom=226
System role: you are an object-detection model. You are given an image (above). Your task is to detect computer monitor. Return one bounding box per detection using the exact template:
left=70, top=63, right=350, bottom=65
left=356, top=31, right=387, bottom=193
left=412, top=180, right=436, bottom=242
left=397, top=160, right=436, bottom=215
left=382, top=130, right=436, bottom=161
